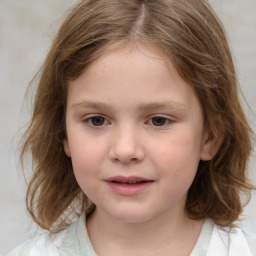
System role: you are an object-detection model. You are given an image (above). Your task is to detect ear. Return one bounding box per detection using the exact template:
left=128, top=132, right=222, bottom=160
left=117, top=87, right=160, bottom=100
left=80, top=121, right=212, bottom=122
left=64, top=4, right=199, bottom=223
left=200, top=126, right=224, bottom=161
left=63, top=138, right=71, bottom=157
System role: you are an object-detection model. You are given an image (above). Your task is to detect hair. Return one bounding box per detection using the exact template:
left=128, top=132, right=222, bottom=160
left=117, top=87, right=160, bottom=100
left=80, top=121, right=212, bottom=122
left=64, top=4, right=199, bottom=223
left=21, top=0, right=255, bottom=232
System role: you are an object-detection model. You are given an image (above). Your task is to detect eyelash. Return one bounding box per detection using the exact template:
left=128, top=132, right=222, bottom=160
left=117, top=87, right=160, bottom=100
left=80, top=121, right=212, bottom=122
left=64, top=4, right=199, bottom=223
left=84, top=116, right=109, bottom=126
left=83, top=115, right=173, bottom=127
left=148, top=116, right=172, bottom=127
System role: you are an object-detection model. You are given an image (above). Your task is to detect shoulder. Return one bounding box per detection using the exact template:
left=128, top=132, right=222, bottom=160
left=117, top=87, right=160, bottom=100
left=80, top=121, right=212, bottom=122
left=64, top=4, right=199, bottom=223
left=243, top=229, right=256, bottom=256
left=5, top=215, right=88, bottom=256
left=6, top=238, right=36, bottom=256
left=6, top=230, right=66, bottom=256
left=209, top=223, right=256, bottom=256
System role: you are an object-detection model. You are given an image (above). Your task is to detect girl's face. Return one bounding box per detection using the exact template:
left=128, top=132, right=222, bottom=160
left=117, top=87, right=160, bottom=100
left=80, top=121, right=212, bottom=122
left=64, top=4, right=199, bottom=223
left=64, top=43, right=213, bottom=223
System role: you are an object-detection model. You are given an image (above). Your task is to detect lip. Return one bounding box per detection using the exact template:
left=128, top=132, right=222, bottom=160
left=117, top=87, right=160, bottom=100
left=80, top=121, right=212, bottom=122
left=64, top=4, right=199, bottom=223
left=105, top=176, right=154, bottom=196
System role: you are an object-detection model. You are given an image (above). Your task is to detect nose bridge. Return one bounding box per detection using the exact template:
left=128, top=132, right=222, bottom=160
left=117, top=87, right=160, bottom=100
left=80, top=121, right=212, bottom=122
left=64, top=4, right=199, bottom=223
left=109, top=122, right=144, bottom=163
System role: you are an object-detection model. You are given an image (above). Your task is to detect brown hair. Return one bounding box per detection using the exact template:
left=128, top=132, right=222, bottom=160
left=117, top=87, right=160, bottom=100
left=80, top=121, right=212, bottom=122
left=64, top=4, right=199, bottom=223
left=21, top=0, right=255, bottom=232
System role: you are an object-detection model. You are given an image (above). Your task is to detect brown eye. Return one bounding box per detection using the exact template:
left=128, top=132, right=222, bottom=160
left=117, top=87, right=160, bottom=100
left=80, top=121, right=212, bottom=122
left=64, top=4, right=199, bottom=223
left=151, top=117, right=169, bottom=126
left=90, top=116, right=106, bottom=126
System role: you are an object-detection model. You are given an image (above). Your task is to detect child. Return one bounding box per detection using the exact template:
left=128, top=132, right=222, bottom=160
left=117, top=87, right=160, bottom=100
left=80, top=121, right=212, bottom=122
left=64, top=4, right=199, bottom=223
left=8, top=0, right=256, bottom=255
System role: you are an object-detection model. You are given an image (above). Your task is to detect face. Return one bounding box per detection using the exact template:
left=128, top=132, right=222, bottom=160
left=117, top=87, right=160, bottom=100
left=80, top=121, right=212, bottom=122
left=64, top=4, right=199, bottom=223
left=64, top=43, right=214, bottom=223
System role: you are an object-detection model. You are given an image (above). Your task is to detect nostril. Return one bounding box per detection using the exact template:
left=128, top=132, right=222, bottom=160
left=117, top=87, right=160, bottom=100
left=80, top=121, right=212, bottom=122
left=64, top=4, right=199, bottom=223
left=108, top=132, right=144, bottom=163
left=109, top=148, right=144, bottom=164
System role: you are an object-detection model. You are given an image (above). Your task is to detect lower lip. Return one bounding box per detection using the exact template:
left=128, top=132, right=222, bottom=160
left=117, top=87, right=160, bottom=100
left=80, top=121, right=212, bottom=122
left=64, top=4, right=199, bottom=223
left=106, top=181, right=154, bottom=196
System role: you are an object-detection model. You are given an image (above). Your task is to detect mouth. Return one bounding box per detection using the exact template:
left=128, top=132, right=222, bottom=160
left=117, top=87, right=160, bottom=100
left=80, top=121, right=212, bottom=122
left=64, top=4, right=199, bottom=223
left=106, top=176, right=153, bottom=184
left=105, top=176, right=154, bottom=196
left=111, top=180, right=148, bottom=184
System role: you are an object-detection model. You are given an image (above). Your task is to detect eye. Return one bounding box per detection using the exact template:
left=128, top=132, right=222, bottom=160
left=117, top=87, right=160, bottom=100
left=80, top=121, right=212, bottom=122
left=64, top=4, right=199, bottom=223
left=87, top=116, right=107, bottom=126
left=149, top=116, right=171, bottom=126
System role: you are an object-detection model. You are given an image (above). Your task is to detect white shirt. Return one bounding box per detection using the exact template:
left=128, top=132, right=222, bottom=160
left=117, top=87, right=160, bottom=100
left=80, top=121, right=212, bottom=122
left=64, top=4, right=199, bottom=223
left=7, top=215, right=256, bottom=256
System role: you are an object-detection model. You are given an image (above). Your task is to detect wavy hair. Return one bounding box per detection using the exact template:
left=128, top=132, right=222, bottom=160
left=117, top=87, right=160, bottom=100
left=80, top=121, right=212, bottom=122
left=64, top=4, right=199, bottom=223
left=20, top=0, right=254, bottom=232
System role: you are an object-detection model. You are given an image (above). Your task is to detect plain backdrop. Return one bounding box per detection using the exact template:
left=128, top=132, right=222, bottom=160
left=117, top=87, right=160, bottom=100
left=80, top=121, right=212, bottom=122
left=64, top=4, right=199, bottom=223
left=1, top=0, right=256, bottom=255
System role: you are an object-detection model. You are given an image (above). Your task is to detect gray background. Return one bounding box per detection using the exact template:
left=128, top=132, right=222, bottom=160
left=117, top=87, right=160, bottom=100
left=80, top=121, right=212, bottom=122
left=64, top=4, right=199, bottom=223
left=1, top=0, right=256, bottom=255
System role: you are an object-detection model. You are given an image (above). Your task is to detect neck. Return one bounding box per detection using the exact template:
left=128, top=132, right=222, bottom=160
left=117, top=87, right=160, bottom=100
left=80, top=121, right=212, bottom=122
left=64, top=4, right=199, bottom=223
left=86, top=207, right=203, bottom=256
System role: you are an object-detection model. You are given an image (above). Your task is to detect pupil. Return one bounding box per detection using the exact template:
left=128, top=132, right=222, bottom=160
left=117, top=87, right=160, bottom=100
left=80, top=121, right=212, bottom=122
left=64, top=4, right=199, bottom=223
left=152, top=117, right=166, bottom=126
left=92, top=117, right=104, bottom=126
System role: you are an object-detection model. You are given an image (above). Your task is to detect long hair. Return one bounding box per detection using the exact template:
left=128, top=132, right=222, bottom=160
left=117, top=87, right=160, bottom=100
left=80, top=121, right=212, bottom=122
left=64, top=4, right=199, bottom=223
left=20, top=0, right=254, bottom=232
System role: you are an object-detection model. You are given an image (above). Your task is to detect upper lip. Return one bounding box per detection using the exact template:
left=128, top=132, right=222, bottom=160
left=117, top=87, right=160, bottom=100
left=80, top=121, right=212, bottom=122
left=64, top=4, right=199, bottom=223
left=105, top=176, right=153, bottom=182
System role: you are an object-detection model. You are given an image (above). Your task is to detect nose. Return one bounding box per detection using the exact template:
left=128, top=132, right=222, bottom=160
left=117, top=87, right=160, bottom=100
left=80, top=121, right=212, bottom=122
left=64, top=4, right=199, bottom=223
left=109, top=125, right=144, bottom=164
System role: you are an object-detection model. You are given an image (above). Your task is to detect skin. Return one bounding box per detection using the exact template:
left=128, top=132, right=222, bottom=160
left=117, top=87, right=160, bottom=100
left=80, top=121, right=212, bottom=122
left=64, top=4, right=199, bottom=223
left=64, top=43, right=219, bottom=255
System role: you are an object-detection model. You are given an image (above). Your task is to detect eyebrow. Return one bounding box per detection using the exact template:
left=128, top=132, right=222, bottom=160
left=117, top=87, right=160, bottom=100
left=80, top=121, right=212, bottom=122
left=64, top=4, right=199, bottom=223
left=72, top=101, right=113, bottom=111
left=137, top=102, right=189, bottom=112
left=72, top=100, right=189, bottom=112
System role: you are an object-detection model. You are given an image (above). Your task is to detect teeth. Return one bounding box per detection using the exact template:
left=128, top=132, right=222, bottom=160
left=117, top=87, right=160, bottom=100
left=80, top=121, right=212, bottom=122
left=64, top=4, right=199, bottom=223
left=117, top=181, right=141, bottom=184
left=128, top=181, right=138, bottom=184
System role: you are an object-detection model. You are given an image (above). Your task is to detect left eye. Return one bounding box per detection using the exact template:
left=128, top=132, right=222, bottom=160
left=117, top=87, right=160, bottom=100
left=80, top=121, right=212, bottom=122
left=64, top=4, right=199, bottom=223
left=88, top=116, right=107, bottom=126
left=149, top=117, right=170, bottom=126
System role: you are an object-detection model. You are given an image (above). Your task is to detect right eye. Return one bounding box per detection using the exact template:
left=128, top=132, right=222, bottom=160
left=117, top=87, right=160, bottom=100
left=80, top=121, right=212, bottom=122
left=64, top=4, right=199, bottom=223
left=150, top=116, right=169, bottom=126
left=86, top=116, right=108, bottom=126
left=147, top=116, right=172, bottom=127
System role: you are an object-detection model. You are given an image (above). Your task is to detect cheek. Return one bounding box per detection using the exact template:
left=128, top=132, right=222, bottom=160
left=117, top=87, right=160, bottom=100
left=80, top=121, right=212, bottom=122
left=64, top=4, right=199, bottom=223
left=68, top=138, right=105, bottom=186
left=153, top=133, right=201, bottom=182
left=155, top=140, right=200, bottom=203
left=70, top=149, right=102, bottom=201
left=68, top=133, right=106, bottom=167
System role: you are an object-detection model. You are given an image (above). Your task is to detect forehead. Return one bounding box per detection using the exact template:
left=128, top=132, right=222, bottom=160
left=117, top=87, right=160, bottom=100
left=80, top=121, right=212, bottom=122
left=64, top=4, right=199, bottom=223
left=67, top=43, right=200, bottom=113
left=90, top=42, right=171, bottom=76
